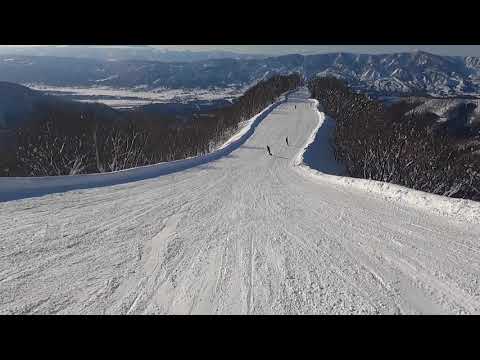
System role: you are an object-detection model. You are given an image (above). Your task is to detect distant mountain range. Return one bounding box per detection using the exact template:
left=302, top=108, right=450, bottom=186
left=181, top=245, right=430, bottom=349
left=1, top=50, right=480, bottom=97
left=0, top=46, right=265, bottom=63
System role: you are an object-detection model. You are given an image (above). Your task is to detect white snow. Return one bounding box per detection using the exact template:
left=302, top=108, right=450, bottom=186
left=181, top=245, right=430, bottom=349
left=294, top=99, right=480, bottom=224
left=1, top=88, right=480, bottom=315
left=95, top=75, right=120, bottom=83
left=0, top=95, right=287, bottom=203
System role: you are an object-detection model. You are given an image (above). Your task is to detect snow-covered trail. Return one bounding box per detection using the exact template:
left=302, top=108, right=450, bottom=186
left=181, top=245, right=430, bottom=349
left=2, top=88, right=480, bottom=314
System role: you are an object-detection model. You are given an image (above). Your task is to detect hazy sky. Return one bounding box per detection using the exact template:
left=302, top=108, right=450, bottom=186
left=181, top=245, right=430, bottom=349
left=153, top=45, right=480, bottom=57
left=2, top=45, right=480, bottom=57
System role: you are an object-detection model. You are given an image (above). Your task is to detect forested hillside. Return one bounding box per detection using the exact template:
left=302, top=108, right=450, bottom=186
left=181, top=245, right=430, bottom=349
left=1, top=74, right=301, bottom=177
left=309, top=76, right=480, bottom=201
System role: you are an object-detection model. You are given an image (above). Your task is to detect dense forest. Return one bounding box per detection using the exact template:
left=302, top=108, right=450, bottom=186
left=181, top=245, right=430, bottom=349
left=308, top=77, right=480, bottom=201
left=1, top=74, right=301, bottom=177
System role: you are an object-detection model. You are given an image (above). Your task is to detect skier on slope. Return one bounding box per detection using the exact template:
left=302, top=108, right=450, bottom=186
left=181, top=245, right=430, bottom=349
left=266, top=145, right=272, bottom=156
left=286, top=137, right=289, bottom=146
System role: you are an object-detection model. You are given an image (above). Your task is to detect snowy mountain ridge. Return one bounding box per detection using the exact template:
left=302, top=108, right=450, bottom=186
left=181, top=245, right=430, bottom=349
left=1, top=51, right=480, bottom=96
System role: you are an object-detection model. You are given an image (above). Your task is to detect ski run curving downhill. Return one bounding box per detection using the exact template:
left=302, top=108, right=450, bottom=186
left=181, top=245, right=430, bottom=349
left=1, top=88, right=480, bottom=315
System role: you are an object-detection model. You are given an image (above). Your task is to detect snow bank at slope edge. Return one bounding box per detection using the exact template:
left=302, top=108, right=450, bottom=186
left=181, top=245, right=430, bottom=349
left=293, top=99, right=480, bottom=224
left=0, top=92, right=292, bottom=202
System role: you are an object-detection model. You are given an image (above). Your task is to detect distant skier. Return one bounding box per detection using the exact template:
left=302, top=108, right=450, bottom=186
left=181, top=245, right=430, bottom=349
left=295, top=105, right=296, bottom=110
left=286, top=137, right=289, bottom=146
left=266, top=145, right=272, bottom=156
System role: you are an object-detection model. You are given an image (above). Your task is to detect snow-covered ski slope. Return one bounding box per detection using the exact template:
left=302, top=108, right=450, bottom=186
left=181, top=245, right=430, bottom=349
left=0, top=94, right=289, bottom=202
left=1, top=88, right=480, bottom=314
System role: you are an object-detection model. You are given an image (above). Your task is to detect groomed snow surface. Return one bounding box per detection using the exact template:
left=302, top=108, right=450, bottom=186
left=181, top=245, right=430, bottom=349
left=1, top=88, right=480, bottom=314
left=0, top=95, right=286, bottom=203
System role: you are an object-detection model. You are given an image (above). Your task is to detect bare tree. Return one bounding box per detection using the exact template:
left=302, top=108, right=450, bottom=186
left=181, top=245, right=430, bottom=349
left=308, top=76, right=480, bottom=201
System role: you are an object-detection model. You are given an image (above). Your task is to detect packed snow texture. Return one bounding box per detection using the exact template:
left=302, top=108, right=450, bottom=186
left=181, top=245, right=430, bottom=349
left=1, top=88, right=480, bottom=315
left=0, top=95, right=289, bottom=202
left=295, top=100, right=480, bottom=224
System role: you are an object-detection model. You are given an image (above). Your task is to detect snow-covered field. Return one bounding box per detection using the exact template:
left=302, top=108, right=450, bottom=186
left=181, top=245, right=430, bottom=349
left=26, top=84, right=249, bottom=109
left=1, top=88, right=480, bottom=314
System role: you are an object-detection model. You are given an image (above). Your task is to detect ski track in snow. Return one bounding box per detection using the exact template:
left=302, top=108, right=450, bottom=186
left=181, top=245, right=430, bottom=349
left=1, top=88, right=480, bottom=315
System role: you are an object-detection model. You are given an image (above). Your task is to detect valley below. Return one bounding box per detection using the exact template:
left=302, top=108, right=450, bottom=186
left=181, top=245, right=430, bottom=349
left=26, top=84, right=248, bottom=109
